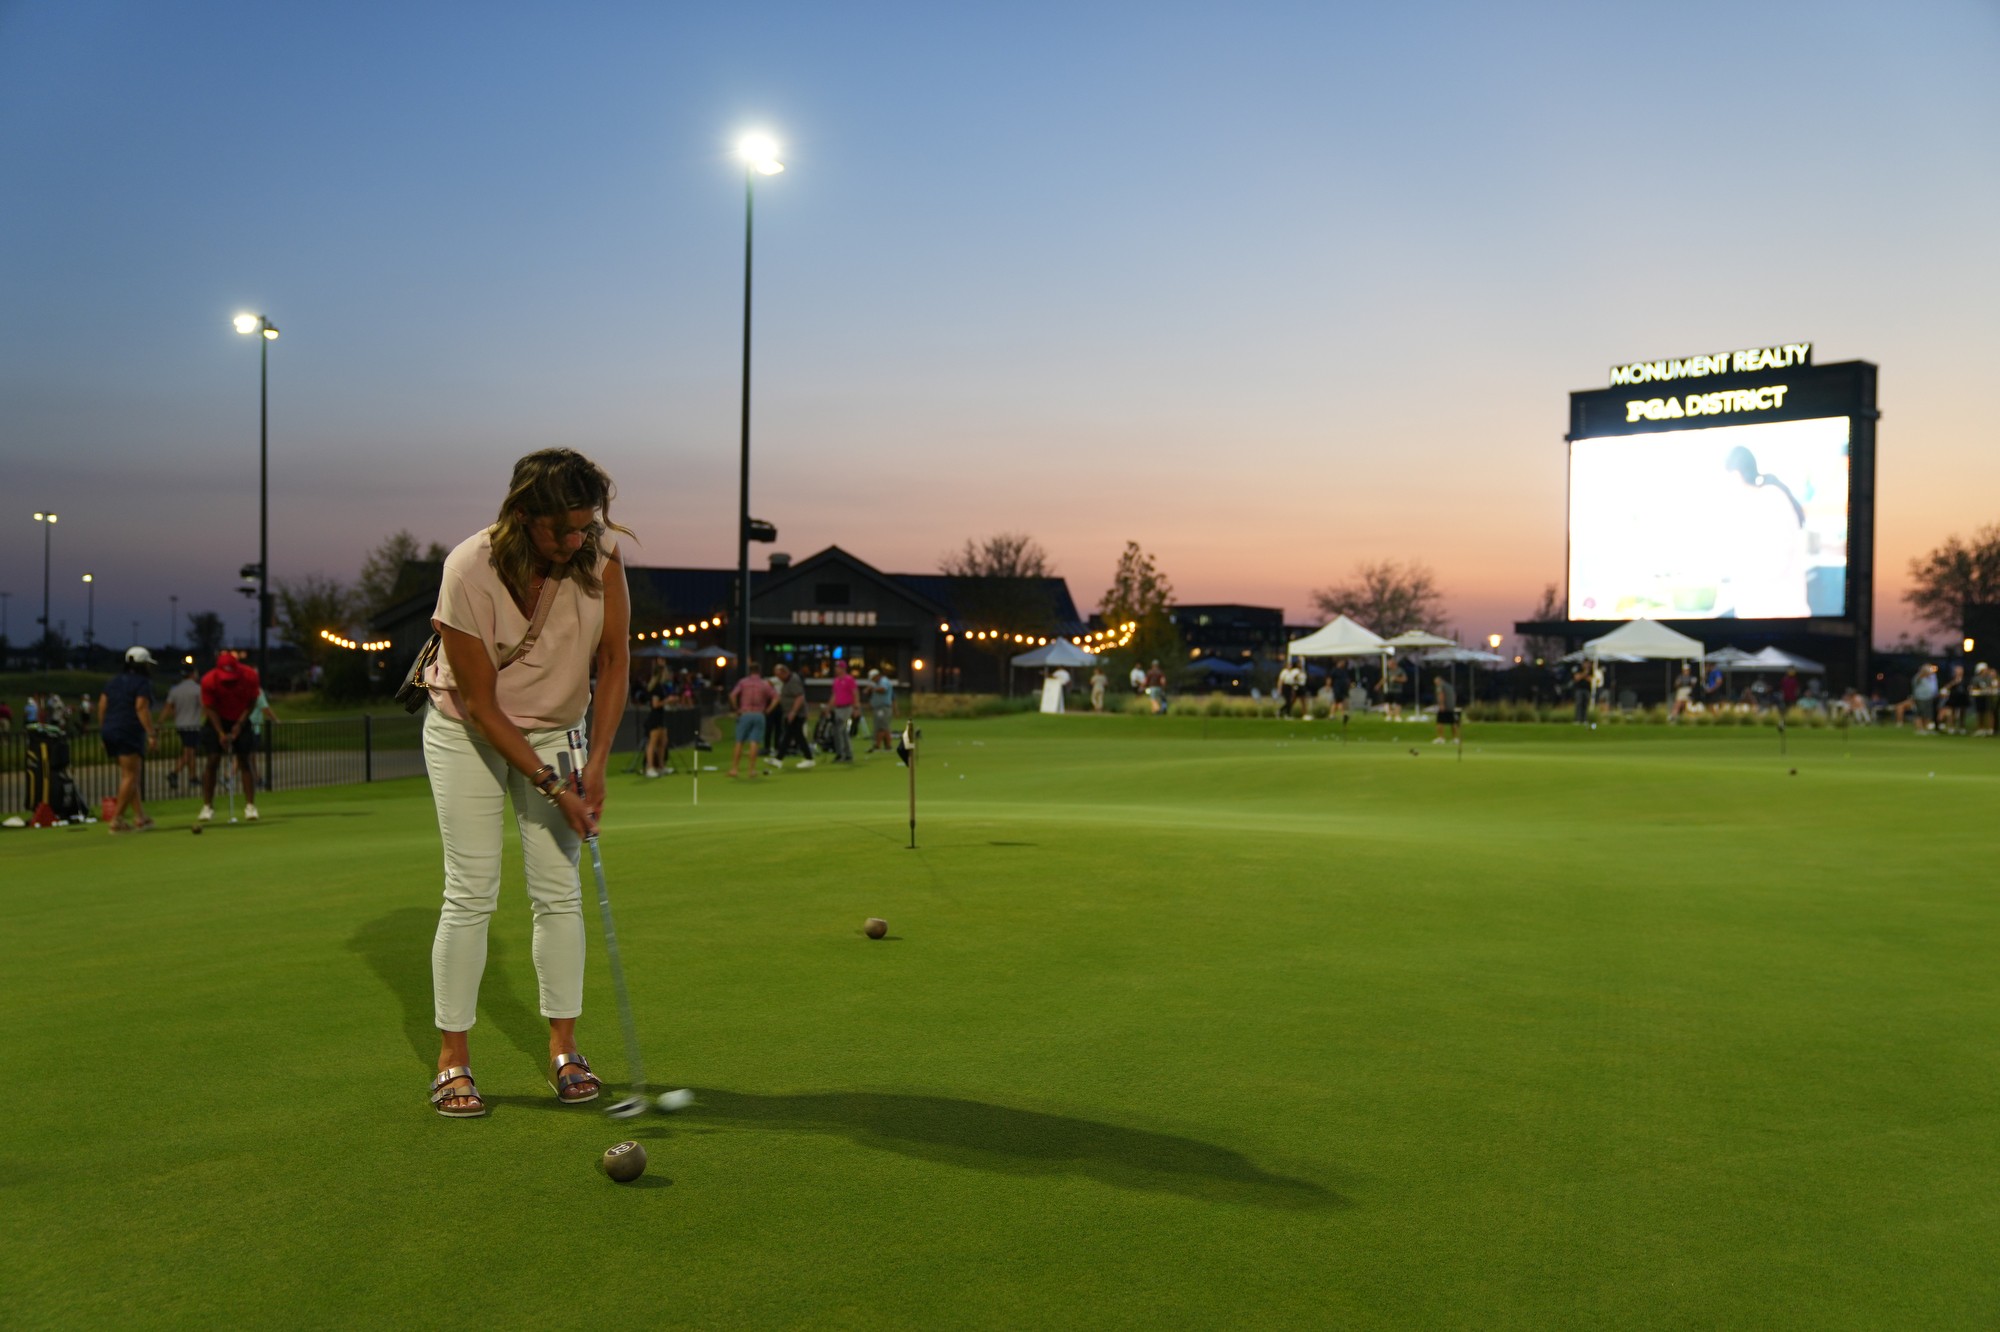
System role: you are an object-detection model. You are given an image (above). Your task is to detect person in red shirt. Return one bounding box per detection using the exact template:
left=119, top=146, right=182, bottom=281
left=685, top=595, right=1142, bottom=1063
left=199, top=650, right=264, bottom=821
left=726, top=662, right=776, bottom=777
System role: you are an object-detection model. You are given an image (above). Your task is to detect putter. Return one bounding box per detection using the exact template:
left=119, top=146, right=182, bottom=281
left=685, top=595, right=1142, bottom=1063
left=561, top=729, right=686, bottom=1119
left=225, top=764, right=238, bottom=824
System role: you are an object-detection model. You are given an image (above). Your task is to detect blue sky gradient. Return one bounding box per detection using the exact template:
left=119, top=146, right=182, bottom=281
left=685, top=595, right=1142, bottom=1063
left=4, top=0, right=1996, bottom=649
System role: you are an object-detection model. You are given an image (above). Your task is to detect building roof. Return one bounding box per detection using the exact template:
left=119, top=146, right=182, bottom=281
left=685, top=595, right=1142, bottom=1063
left=370, top=546, right=1084, bottom=638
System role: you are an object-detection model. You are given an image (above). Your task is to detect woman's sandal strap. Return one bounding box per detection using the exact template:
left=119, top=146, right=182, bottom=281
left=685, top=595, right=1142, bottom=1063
left=431, top=1065, right=475, bottom=1092
left=550, top=1053, right=600, bottom=1100
left=430, top=1067, right=485, bottom=1113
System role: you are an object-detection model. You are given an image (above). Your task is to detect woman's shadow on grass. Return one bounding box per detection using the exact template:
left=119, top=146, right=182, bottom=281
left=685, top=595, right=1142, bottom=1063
left=346, top=907, right=551, bottom=1074
left=685, top=1088, right=1345, bottom=1210
left=348, top=910, right=1344, bottom=1207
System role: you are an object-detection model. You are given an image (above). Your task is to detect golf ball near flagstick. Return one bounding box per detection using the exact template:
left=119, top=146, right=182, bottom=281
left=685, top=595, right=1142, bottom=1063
left=560, top=729, right=692, bottom=1121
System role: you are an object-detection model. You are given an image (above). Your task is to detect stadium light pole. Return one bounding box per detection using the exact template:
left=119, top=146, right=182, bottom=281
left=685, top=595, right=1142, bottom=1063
left=32, top=511, right=56, bottom=670
left=81, top=573, right=95, bottom=649
left=233, top=312, right=279, bottom=684
left=734, top=133, right=783, bottom=677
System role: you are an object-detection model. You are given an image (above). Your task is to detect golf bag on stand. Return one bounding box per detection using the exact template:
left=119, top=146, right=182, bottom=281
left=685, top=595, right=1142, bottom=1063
left=24, top=724, right=84, bottom=826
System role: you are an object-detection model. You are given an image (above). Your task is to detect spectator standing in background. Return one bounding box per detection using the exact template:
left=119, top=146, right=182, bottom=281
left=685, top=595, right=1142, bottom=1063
left=1089, top=666, right=1107, bottom=712
left=161, top=663, right=204, bottom=792
left=23, top=692, right=40, bottom=726
left=827, top=659, right=857, bottom=764
left=0, top=698, right=12, bottom=734
left=1129, top=662, right=1146, bottom=696
left=1911, top=663, right=1939, bottom=732
left=726, top=662, right=776, bottom=777
left=867, top=668, right=896, bottom=753
left=1971, top=662, right=1998, bottom=737
left=1778, top=667, right=1801, bottom=718
left=1671, top=663, right=1696, bottom=723
left=249, top=687, right=279, bottom=738
left=1941, top=663, right=1968, bottom=734
left=771, top=663, right=812, bottom=769
left=1571, top=662, right=1592, bottom=724
left=1432, top=675, right=1459, bottom=745
left=641, top=664, right=670, bottom=778
left=1277, top=658, right=1306, bottom=718
left=1144, top=660, right=1168, bottom=715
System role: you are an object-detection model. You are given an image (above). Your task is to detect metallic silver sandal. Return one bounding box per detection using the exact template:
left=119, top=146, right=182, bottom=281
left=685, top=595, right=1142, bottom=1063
left=430, top=1066, right=487, bottom=1118
left=548, top=1053, right=601, bottom=1104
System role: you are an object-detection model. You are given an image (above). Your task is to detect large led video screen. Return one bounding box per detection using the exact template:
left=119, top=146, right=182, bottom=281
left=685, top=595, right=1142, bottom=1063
left=1568, top=416, right=1850, bottom=620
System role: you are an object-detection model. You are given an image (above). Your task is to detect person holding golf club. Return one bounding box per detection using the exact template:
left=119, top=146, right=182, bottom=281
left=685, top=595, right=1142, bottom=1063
left=420, top=448, right=631, bottom=1118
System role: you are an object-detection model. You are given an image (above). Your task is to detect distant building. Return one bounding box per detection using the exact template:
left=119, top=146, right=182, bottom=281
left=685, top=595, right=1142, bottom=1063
left=370, top=544, right=1081, bottom=694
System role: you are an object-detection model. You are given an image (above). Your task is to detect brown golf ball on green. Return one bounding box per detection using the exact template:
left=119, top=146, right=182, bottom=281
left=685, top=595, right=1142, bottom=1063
left=865, top=918, right=888, bottom=939
left=602, top=1140, right=646, bottom=1183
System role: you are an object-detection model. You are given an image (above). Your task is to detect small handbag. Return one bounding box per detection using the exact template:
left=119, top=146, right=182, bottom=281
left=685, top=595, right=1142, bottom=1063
left=395, top=577, right=559, bottom=715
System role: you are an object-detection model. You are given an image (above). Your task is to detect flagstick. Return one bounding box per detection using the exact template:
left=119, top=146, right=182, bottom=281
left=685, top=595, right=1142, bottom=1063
left=904, top=722, right=918, bottom=850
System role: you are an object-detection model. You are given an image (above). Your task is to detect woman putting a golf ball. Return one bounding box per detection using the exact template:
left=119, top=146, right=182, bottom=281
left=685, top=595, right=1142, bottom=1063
left=419, top=449, right=634, bottom=1120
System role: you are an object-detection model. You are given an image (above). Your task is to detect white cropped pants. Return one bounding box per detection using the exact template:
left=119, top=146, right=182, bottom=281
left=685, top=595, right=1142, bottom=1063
left=424, top=708, right=586, bottom=1032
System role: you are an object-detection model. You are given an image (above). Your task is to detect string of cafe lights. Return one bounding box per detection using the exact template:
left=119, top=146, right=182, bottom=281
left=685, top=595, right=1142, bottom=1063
left=634, top=615, right=724, bottom=643
left=940, top=620, right=1137, bottom=650
left=319, top=629, right=391, bottom=651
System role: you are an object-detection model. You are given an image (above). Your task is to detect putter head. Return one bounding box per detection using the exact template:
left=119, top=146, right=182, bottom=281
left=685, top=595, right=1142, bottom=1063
left=605, top=1095, right=649, bottom=1120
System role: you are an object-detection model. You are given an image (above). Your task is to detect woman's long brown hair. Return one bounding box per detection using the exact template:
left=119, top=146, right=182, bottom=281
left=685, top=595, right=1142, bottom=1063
left=488, top=449, right=634, bottom=603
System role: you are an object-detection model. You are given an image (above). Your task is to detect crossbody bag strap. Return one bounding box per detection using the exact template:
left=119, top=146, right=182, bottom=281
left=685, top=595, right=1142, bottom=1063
left=498, top=575, right=560, bottom=670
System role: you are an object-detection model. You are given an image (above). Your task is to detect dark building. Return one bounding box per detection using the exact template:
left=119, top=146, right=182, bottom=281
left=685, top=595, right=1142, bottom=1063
left=370, top=545, right=1082, bottom=695
left=1168, top=604, right=1294, bottom=692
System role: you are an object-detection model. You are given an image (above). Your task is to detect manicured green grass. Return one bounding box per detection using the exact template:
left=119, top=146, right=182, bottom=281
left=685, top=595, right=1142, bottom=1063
left=5, top=715, right=1997, bottom=1328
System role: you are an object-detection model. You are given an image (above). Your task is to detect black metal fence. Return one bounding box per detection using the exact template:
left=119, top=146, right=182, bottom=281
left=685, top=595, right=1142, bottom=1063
left=3, top=711, right=672, bottom=816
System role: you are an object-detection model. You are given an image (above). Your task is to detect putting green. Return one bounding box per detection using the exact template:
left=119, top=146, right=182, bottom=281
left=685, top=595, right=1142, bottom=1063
left=5, top=715, right=1996, bottom=1328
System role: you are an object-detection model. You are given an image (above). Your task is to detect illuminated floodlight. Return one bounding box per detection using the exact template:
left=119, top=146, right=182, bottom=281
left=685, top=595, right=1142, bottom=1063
left=737, top=133, right=784, bottom=175
left=81, top=573, right=93, bottom=583
left=233, top=313, right=260, bottom=335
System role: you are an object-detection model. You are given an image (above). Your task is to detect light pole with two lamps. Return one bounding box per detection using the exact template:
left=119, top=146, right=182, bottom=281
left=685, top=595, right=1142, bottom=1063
left=232, top=312, right=279, bottom=683
left=32, top=511, right=57, bottom=669
left=734, top=134, right=784, bottom=677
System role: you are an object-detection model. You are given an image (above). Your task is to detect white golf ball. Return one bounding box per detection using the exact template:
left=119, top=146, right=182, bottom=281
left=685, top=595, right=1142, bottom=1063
left=657, top=1088, right=694, bottom=1111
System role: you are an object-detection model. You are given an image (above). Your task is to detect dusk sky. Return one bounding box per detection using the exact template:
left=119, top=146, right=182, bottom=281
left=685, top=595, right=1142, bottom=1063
left=4, top=1, right=1996, bottom=652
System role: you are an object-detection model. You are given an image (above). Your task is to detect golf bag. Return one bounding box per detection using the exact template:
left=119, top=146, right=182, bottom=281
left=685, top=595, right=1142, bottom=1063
left=24, top=724, right=85, bottom=822
left=813, top=709, right=837, bottom=756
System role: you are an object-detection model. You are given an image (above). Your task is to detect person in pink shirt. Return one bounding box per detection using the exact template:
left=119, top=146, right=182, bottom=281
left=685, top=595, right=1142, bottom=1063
left=826, top=659, right=858, bottom=764
left=727, top=661, right=777, bottom=777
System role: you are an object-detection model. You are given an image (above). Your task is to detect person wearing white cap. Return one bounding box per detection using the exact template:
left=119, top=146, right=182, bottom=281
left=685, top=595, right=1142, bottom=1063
left=99, top=646, right=160, bottom=832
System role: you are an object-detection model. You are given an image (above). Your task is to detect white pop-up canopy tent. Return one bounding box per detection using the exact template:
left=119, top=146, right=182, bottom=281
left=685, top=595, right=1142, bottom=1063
left=1412, top=645, right=1510, bottom=704
left=1581, top=619, right=1705, bottom=661
left=1287, top=615, right=1386, bottom=658
left=1382, top=630, right=1457, bottom=651
left=1744, top=646, right=1825, bottom=674
left=1009, top=639, right=1097, bottom=669
left=1011, top=638, right=1097, bottom=714
left=1580, top=619, right=1706, bottom=708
